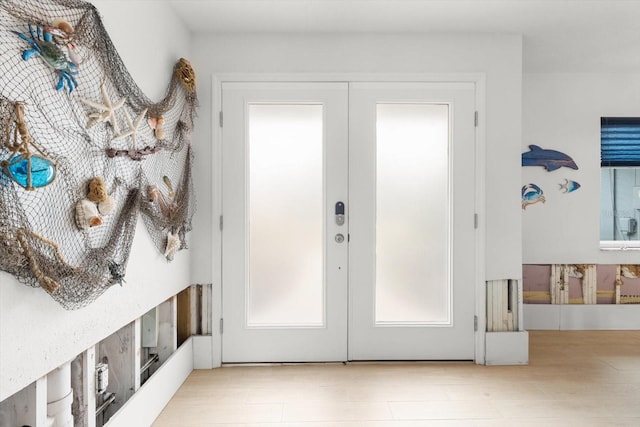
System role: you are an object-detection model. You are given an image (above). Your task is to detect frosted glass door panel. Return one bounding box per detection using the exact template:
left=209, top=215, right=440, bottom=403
left=349, top=82, right=475, bottom=360
left=375, top=103, right=450, bottom=324
left=222, top=82, right=347, bottom=363
left=248, top=104, right=324, bottom=327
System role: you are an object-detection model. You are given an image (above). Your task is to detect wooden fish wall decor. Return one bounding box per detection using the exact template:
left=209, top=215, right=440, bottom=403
left=559, top=178, right=581, bottom=193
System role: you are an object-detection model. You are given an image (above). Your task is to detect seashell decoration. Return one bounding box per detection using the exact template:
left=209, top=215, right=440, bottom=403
left=164, top=230, right=179, bottom=261
left=148, top=179, right=178, bottom=220
left=162, top=175, right=175, bottom=200
left=147, top=185, right=159, bottom=202
left=175, top=58, right=196, bottom=94
left=73, top=177, right=116, bottom=230
left=51, top=19, right=82, bottom=66
left=148, top=116, right=165, bottom=140
left=52, top=18, right=74, bottom=35
left=75, top=199, right=102, bottom=230
left=97, top=196, right=116, bottom=215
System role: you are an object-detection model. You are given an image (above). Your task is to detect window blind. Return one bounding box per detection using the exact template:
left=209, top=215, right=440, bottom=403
left=601, top=117, right=640, bottom=167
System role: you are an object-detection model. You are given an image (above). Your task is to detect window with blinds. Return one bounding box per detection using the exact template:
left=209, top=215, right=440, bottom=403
left=600, top=117, right=640, bottom=245
left=601, top=117, right=640, bottom=167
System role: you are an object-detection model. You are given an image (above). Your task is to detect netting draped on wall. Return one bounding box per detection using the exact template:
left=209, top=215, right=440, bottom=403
left=0, top=0, right=197, bottom=309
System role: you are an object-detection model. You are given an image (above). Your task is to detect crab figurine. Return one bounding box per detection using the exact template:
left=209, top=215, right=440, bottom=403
left=13, top=24, right=78, bottom=93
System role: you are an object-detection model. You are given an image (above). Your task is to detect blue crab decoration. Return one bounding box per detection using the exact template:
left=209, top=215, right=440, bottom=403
left=522, top=183, right=546, bottom=210
left=13, top=24, right=78, bottom=93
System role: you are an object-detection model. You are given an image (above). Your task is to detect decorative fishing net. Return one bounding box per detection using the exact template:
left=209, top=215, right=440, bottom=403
left=0, top=0, right=197, bottom=309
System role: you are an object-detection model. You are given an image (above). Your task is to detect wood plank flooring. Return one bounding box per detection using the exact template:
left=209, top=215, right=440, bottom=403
left=153, top=331, right=640, bottom=426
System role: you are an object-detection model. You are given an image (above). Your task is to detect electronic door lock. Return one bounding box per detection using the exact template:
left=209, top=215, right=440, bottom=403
left=335, top=201, right=345, bottom=226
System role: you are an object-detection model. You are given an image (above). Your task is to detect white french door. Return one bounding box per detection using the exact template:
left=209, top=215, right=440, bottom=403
left=221, top=83, right=349, bottom=362
left=221, top=81, right=476, bottom=362
left=348, top=83, right=476, bottom=360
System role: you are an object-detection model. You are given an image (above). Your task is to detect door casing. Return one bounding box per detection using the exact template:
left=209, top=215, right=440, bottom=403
left=209, top=73, right=487, bottom=366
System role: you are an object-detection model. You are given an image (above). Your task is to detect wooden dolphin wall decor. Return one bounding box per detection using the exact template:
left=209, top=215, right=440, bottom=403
left=522, top=145, right=579, bottom=171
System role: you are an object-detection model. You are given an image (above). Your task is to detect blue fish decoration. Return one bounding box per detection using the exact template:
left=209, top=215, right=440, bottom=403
left=522, top=145, right=578, bottom=171
left=559, top=178, right=581, bottom=193
left=522, top=183, right=545, bottom=210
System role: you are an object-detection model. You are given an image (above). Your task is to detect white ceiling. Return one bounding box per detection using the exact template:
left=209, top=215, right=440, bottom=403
left=169, top=0, right=640, bottom=73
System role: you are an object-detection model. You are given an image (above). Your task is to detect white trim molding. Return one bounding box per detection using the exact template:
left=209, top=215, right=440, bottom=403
left=211, top=73, right=488, bottom=364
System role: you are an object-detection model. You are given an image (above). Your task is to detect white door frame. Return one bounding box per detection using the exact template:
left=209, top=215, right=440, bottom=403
left=210, top=73, right=487, bottom=366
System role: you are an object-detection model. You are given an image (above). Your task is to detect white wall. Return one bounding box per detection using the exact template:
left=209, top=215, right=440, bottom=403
left=0, top=1, right=192, bottom=401
left=189, top=33, right=523, bottom=283
left=522, top=73, right=640, bottom=264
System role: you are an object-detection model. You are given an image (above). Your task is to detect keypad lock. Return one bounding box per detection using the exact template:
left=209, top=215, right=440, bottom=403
left=335, top=201, right=345, bottom=226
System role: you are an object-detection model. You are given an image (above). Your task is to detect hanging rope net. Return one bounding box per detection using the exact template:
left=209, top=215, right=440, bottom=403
left=0, top=0, right=197, bottom=309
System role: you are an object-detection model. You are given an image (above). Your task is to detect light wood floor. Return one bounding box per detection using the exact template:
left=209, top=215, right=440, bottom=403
left=153, top=331, right=640, bottom=426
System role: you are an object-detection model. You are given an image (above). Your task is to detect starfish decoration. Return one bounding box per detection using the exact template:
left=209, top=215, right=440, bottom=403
left=108, top=261, right=126, bottom=286
left=113, top=108, right=148, bottom=150
left=79, top=83, right=126, bottom=133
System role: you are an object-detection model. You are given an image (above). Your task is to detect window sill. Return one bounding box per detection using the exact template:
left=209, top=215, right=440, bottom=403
left=600, top=241, right=640, bottom=251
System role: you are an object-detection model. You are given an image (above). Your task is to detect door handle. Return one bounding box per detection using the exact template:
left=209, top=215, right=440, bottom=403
left=335, top=201, right=345, bottom=226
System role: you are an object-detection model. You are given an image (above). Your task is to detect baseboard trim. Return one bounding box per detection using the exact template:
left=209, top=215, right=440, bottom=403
left=485, top=331, right=529, bottom=365
left=105, top=337, right=193, bottom=427
left=193, top=335, right=214, bottom=369
left=524, top=304, right=640, bottom=330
